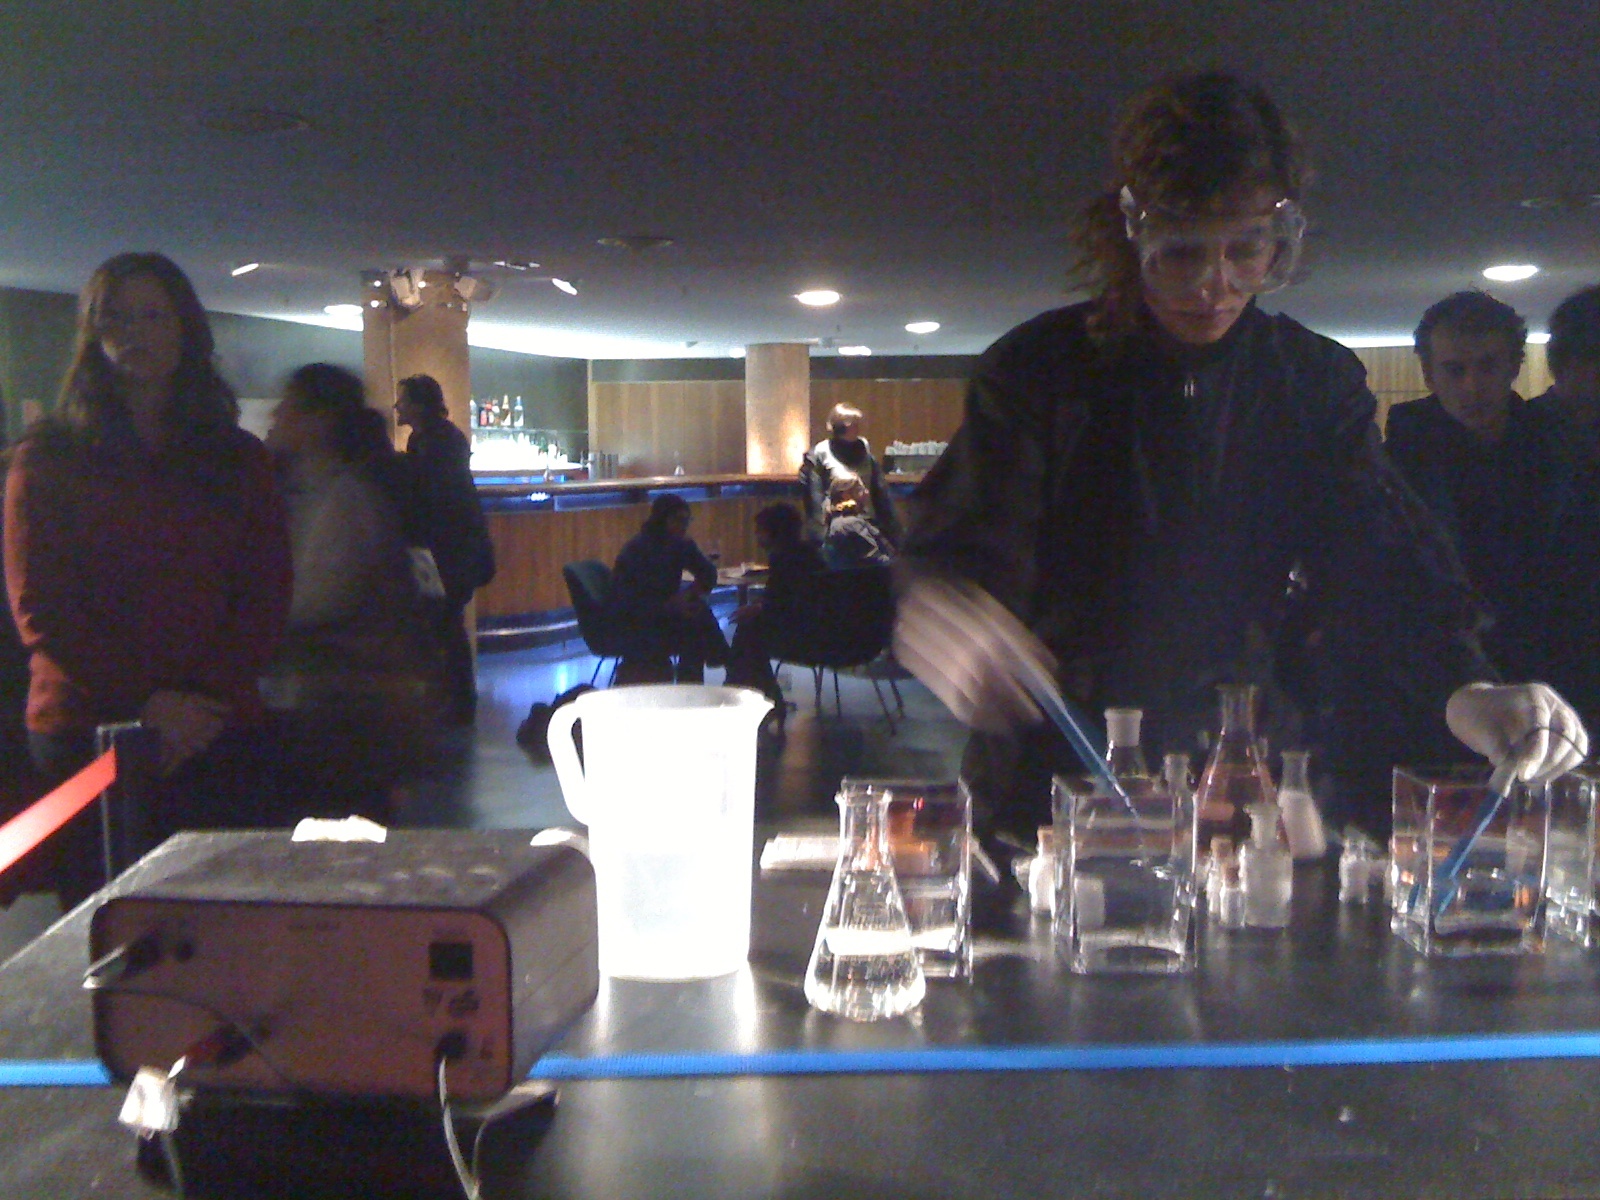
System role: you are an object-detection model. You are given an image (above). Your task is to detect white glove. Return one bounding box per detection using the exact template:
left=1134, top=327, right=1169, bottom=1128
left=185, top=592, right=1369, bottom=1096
left=892, top=575, right=1053, bottom=733
left=1445, top=682, right=1589, bottom=784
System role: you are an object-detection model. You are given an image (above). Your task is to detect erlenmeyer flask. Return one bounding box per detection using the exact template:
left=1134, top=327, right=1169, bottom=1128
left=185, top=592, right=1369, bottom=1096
left=1193, top=684, right=1275, bottom=857
left=804, top=785, right=926, bottom=1021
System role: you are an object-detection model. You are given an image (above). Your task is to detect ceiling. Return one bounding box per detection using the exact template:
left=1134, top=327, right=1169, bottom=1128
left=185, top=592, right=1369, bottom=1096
left=0, top=2, right=1597, bottom=359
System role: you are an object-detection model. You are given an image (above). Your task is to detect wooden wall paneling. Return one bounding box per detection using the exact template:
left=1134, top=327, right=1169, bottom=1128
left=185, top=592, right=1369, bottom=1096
left=478, top=493, right=786, bottom=621
left=619, top=383, right=653, bottom=474
left=1350, top=344, right=1553, bottom=436
left=587, top=380, right=751, bottom=477
left=810, top=377, right=968, bottom=448
left=712, top=380, right=747, bottom=473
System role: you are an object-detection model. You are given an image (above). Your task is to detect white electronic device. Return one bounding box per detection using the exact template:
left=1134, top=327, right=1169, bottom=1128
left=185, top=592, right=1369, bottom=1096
left=89, top=830, right=598, bottom=1104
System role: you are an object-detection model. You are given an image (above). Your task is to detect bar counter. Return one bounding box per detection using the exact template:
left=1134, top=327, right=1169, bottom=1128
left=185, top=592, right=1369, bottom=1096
left=472, top=472, right=922, bottom=625
left=5, top=830, right=1600, bottom=1198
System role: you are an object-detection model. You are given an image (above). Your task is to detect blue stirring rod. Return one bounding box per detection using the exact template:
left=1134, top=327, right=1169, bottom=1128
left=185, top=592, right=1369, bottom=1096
left=1425, top=759, right=1519, bottom=917
left=1014, top=661, right=1138, bottom=818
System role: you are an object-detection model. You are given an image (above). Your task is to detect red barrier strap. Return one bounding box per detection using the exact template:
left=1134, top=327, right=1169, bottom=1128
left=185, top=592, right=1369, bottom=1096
left=0, top=750, right=117, bottom=878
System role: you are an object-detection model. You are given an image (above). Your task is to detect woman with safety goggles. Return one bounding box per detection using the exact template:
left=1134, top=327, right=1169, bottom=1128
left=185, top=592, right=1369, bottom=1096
left=894, top=71, right=1585, bottom=849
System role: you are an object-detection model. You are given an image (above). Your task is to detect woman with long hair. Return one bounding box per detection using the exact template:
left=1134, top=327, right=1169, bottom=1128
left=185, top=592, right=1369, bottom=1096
left=4, top=252, right=292, bottom=899
left=262, top=362, right=431, bottom=821
left=894, top=72, right=1585, bottom=846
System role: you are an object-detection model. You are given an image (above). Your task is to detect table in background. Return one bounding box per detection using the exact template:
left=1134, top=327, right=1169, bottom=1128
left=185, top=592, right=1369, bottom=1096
left=4, top=831, right=1600, bottom=1199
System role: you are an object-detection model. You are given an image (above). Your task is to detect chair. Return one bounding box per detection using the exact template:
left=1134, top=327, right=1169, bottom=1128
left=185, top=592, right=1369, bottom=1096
left=563, top=560, right=631, bottom=685
left=763, top=564, right=903, bottom=731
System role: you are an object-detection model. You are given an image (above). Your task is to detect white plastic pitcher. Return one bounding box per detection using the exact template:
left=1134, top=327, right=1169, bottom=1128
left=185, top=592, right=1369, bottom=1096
left=547, top=684, right=772, bottom=980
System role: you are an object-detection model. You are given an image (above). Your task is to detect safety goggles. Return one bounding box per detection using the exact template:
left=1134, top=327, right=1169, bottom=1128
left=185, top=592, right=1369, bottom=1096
left=1120, top=187, right=1306, bottom=297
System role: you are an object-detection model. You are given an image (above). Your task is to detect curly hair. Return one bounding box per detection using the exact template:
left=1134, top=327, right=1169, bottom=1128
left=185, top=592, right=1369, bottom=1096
left=1412, top=291, right=1528, bottom=371
left=1071, top=72, right=1307, bottom=343
left=1547, top=284, right=1600, bottom=379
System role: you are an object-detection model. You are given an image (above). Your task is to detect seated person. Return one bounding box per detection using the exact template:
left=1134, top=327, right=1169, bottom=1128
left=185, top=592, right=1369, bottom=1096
left=609, top=494, right=730, bottom=684
left=822, top=477, right=895, bottom=568
left=262, top=363, right=434, bottom=822
left=724, top=503, right=826, bottom=708
left=800, top=402, right=901, bottom=545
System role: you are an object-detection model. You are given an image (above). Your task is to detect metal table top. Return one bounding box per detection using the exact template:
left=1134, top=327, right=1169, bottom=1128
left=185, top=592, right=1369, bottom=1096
left=3, top=830, right=1600, bottom=1199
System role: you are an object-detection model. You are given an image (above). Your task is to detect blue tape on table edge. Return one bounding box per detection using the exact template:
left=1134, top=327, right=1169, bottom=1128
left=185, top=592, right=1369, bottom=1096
left=10, top=1031, right=1600, bottom=1088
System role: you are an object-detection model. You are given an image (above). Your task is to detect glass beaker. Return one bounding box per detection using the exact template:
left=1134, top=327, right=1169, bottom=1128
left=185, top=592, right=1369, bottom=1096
left=1193, top=684, right=1275, bottom=857
left=804, top=785, right=926, bottom=1020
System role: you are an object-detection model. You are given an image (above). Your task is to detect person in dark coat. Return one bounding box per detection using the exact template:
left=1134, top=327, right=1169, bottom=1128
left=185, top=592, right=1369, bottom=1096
left=724, top=502, right=826, bottom=708
left=609, top=494, right=729, bottom=684
left=1384, top=291, right=1564, bottom=682
left=801, top=403, right=901, bottom=546
left=394, top=374, right=495, bottom=725
left=892, top=71, right=1585, bottom=844
left=1524, top=284, right=1600, bottom=728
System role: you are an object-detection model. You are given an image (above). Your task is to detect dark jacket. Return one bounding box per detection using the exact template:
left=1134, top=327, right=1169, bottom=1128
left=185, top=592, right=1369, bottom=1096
left=802, top=437, right=901, bottom=545
left=1384, top=393, right=1565, bottom=680
left=762, top=540, right=827, bottom=621
left=903, top=301, right=1490, bottom=839
left=823, top=512, right=895, bottom=568
left=1516, top=388, right=1600, bottom=726
left=403, top=417, right=494, bottom=605
left=609, top=528, right=717, bottom=623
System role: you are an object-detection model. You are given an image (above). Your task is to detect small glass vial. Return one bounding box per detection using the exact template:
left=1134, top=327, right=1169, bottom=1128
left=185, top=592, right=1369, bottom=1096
left=1208, top=836, right=1246, bottom=928
left=1241, top=801, right=1293, bottom=928
left=1027, top=826, right=1056, bottom=915
left=1339, top=828, right=1379, bottom=905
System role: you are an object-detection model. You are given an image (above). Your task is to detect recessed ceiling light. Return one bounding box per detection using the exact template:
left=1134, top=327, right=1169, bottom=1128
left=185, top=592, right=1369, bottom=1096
left=795, top=289, right=841, bottom=307
left=230, top=262, right=261, bottom=277
left=552, top=278, right=578, bottom=295
left=491, top=259, right=542, bottom=272
left=837, top=345, right=873, bottom=356
left=197, top=106, right=311, bottom=137
left=905, top=320, right=941, bottom=335
left=323, top=304, right=362, bottom=317
left=1483, top=264, right=1540, bottom=282
left=597, top=235, right=675, bottom=252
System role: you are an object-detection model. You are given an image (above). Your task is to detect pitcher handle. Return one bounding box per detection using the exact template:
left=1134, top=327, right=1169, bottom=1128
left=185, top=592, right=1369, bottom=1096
left=546, top=703, right=590, bottom=825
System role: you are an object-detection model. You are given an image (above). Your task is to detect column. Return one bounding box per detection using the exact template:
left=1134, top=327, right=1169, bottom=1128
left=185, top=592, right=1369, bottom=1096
left=360, top=268, right=472, bottom=434
left=744, top=343, right=811, bottom=474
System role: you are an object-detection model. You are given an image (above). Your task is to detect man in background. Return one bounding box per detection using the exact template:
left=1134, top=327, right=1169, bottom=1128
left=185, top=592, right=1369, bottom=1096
left=1385, top=290, right=1562, bottom=681
left=394, top=375, right=496, bottom=725
left=1526, top=284, right=1600, bottom=725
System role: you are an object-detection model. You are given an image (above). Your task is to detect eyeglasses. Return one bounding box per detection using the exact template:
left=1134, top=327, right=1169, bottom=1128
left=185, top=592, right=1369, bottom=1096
left=1120, top=187, right=1306, bottom=297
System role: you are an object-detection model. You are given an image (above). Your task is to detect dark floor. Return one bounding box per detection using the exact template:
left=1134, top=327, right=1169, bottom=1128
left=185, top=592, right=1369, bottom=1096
left=0, top=638, right=969, bottom=963
left=400, top=636, right=968, bottom=830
